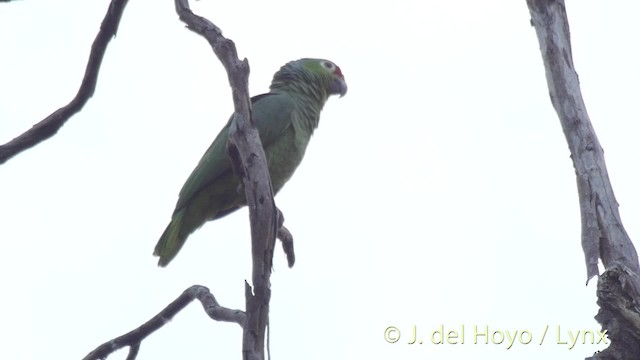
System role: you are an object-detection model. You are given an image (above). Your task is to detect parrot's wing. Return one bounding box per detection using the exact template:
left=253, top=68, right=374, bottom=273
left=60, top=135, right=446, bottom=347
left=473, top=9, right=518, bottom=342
left=174, top=92, right=296, bottom=212
left=250, top=93, right=296, bottom=147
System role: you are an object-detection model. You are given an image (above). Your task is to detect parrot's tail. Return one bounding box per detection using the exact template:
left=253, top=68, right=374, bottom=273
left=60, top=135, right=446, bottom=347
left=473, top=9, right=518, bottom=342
left=153, top=209, right=187, bottom=267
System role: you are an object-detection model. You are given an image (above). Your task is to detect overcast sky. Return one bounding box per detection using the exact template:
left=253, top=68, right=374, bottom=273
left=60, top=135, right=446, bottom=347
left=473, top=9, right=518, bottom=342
left=1, top=1, right=639, bottom=359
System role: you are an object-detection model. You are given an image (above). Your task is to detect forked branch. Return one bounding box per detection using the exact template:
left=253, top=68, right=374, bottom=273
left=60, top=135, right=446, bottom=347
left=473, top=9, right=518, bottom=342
left=83, top=285, right=245, bottom=360
left=6, top=0, right=287, bottom=358
left=87, top=1, right=287, bottom=358
left=175, top=1, right=279, bottom=359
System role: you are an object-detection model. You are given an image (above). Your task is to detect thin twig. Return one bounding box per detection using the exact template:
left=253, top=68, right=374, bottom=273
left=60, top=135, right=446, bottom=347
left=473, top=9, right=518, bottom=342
left=0, top=0, right=130, bottom=165
left=83, top=285, right=245, bottom=360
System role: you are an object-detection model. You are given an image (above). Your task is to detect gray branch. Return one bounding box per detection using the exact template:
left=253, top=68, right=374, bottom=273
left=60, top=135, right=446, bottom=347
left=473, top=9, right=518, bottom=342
left=526, top=1, right=640, bottom=358
left=526, top=0, right=639, bottom=281
left=0, top=0, right=130, bottom=165
left=83, top=285, right=245, bottom=360
left=175, top=1, right=278, bottom=359
left=77, top=0, right=288, bottom=357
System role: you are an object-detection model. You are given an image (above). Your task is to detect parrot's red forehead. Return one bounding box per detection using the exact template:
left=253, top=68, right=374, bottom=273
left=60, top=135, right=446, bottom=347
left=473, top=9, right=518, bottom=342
left=334, top=65, right=344, bottom=78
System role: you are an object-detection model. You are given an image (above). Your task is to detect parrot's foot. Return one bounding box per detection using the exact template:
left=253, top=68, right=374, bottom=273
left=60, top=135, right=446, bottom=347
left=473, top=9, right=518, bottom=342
left=277, top=225, right=295, bottom=268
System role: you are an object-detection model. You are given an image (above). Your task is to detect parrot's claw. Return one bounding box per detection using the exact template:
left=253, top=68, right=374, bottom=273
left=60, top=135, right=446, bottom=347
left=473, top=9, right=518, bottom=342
left=277, top=225, right=295, bottom=268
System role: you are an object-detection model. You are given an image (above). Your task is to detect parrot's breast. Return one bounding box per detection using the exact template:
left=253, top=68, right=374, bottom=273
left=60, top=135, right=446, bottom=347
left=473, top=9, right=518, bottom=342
left=266, top=122, right=312, bottom=193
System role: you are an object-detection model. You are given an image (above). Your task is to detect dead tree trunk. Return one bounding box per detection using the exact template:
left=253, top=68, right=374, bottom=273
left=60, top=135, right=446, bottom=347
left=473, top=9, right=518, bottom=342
left=526, top=1, right=640, bottom=359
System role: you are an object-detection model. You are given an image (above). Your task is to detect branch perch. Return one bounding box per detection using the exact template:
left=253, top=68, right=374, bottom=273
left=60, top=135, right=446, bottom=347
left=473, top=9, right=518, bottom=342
left=80, top=0, right=288, bottom=358
left=526, top=1, right=640, bottom=358
left=83, top=285, right=245, bottom=360
left=0, top=0, right=130, bottom=165
left=175, top=1, right=279, bottom=359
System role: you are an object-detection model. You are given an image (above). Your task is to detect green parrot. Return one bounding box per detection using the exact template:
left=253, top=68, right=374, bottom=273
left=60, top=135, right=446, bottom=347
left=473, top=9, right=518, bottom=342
left=153, top=58, right=347, bottom=267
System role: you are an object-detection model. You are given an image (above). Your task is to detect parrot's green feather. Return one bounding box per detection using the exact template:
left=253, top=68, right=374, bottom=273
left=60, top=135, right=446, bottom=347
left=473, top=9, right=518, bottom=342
left=175, top=93, right=296, bottom=212
left=153, top=58, right=347, bottom=266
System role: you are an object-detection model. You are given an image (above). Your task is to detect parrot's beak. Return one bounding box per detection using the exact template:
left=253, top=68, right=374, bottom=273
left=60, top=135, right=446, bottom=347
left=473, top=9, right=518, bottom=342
left=330, top=77, right=348, bottom=98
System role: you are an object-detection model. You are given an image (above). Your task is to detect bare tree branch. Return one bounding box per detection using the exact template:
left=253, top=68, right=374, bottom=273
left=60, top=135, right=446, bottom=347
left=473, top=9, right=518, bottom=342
left=83, top=285, right=245, bottom=360
left=175, top=1, right=279, bottom=359
left=526, top=0, right=639, bottom=281
left=8, top=0, right=286, bottom=357
left=526, top=1, right=640, bottom=358
left=70, top=0, right=284, bottom=358
left=0, top=0, right=130, bottom=165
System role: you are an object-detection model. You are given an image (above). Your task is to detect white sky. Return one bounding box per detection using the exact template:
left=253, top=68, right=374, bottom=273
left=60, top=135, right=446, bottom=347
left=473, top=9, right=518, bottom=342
left=1, top=0, right=639, bottom=359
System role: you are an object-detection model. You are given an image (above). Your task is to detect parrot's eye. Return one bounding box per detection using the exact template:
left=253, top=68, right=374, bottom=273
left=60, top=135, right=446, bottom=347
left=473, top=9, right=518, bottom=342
left=321, top=61, right=335, bottom=70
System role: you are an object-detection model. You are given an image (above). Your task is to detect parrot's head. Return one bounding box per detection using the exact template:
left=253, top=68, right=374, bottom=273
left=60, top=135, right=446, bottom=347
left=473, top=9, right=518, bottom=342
left=301, top=58, right=348, bottom=98
left=272, top=58, right=347, bottom=100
